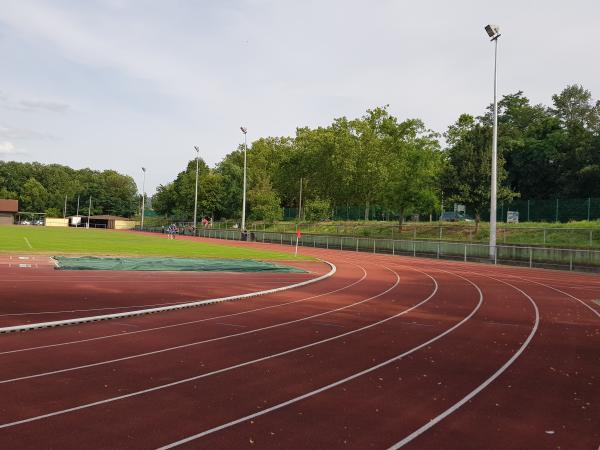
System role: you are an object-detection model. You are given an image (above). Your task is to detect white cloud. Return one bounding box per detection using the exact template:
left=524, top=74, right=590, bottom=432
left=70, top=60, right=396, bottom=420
left=0, top=125, right=56, bottom=141
left=0, top=91, right=70, bottom=114
left=17, top=99, right=70, bottom=113
left=0, top=2, right=221, bottom=103
left=0, top=141, right=27, bottom=155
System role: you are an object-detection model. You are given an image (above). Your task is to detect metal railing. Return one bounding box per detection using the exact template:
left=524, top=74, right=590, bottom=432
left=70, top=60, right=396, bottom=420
left=139, top=226, right=600, bottom=272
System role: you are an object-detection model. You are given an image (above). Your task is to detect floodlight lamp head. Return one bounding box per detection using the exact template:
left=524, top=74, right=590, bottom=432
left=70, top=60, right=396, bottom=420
left=240, top=126, right=247, bottom=134
left=485, top=24, right=500, bottom=39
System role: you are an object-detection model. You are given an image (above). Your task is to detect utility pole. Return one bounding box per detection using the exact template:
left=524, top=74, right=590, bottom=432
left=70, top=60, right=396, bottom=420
left=240, top=127, right=248, bottom=231
left=63, top=194, right=67, bottom=218
left=141, top=167, right=146, bottom=230
left=193, top=146, right=200, bottom=232
left=87, top=196, right=92, bottom=229
left=298, top=177, right=303, bottom=221
left=76, top=195, right=80, bottom=227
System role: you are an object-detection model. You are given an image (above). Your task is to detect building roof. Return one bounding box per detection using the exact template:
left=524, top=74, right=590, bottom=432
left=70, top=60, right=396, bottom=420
left=0, top=199, right=18, bottom=213
left=88, top=215, right=133, bottom=221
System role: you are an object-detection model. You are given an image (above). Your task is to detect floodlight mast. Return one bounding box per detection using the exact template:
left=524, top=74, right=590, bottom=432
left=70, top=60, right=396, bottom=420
left=193, top=146, right=200, bottom=233
left=141, top=167, right=146, bottom=230
left=485, top=24, right=501, bottom=260
left=240, top=127, right=248, bottom=231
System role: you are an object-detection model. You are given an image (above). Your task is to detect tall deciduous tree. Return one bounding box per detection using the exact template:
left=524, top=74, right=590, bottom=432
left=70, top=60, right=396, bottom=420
left=441, top=114, right=515, bottom=230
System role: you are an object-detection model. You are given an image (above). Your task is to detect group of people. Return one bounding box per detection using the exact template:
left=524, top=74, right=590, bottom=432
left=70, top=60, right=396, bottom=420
left=165, top=223, right=178, bottom=239
left=200, top=216, right=213, bottom=228
left=161, top=217, right=214, bottom=240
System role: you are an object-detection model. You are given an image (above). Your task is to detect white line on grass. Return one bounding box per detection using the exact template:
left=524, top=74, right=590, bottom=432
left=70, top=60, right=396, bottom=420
left=23, top=238, right=33, bottom=249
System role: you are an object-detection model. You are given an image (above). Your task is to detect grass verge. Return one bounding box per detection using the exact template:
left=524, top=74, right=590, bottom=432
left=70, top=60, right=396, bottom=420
left=0, top=226, right=313, bottom=261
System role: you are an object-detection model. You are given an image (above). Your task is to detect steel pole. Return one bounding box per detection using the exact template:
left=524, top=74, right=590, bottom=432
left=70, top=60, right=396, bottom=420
left=241, top=131, right=248, bottom=231
left=76, top=195, right=80, bottom=227
left=489, top=36, right=499, bottom=259
left=298, top=177, right=303, bottom=221
left=193, top=147, right=200, bottom=231
left=87, top=196, right=92, bottom=229
left=141, top=168, right=146, bottom=230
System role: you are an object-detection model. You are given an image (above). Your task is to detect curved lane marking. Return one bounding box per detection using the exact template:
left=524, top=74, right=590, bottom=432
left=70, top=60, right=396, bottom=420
left=388, top=271, right=540, bottom=449
left=0, top=264, right=434, bottom=429
left=0, top=264, right=366, bottom=356
left=0, top=265, right=395, bottom=384
left=153, top=267, right=482, bottom=449
left=513, top=276, right=600, bottom=319
left=0, top=261, right=336, bottom=334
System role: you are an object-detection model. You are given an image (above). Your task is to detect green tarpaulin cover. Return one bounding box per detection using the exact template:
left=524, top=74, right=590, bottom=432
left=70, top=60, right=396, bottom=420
left=53, top=256, right=305, bottom=273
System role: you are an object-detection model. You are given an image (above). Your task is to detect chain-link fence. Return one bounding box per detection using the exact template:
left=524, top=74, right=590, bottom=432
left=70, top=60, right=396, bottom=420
left=284, top=197, right=600, bottom=223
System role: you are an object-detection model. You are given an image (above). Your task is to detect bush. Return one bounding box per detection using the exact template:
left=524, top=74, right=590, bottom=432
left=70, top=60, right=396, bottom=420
left=45, top=207, right=62, bottom=218
left=304, top=198, right=331, bottom=222
left=249, top=189, right=283, bottom=223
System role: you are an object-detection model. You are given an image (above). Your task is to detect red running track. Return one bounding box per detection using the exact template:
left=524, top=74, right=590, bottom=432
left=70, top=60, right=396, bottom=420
left=0, top=254, right=325, bottom=327
left=0, top=234, right=598, bottom=449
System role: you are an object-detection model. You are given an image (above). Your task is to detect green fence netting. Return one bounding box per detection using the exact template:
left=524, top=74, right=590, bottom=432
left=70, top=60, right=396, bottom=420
left=53, top=256, right=306, bottom=273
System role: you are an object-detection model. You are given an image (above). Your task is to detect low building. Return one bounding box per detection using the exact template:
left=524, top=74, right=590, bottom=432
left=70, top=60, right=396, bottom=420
left=0, top=199, right=18, bottom=225
left=76, top=215, right=137, bottom=230
left=46, top=218, right=69, bottom=227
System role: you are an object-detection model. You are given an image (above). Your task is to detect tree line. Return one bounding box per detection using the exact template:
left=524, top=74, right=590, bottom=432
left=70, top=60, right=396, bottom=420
left=154, top=84, right=600, bottom=227
left=0, top=161, right=138, bottom=217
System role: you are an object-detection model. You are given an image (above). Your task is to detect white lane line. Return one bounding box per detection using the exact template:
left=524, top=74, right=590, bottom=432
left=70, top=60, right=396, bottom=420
left=156, top=269, right=481, bottom=450
left=0, top=290, right=299, bottom=317
left=387, top=273, right=539, bottom=449
left=515, top=276, right=600, bottom=319
left=0, top=261, right=336, bottom=334
left=215, top=323, right=247, bottom=328
left=0, top=264, right=437, bottom=430
left=448, top=266, right=600, bottom=320
left=0, top=264, right=367, bottom=356
left=0, top=267, right=396, bottom=384
left=23, top=238, right=33, bottom=249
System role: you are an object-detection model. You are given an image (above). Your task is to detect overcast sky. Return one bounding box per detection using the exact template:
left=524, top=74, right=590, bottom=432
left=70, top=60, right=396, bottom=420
left=1, top=0, right=598, bottom=194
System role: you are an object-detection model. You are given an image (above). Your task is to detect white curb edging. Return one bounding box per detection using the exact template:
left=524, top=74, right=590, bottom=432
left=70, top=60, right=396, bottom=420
left=0, top=261, right=336, bottom=334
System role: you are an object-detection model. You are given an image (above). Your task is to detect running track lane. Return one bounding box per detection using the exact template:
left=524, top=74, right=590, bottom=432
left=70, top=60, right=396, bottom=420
left=0, top=237, right=597, bottom=448
left=0, top=259, right=324, bottom=326
left=3, top=260, right=488, bottom=446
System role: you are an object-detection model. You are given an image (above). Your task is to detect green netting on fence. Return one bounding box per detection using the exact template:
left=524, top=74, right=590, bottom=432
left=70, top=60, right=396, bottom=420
left=53, top=256, right=306, bottom=272
left=284, top=197, right=600, bottom=223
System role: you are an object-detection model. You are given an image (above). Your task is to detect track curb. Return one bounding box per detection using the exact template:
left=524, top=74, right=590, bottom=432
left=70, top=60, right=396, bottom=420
left=0, top=260, right=336, bottom=334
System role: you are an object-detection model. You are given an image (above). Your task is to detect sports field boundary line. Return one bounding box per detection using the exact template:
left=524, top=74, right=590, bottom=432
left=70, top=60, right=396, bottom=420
left=0, top=260, right=335, bottom=334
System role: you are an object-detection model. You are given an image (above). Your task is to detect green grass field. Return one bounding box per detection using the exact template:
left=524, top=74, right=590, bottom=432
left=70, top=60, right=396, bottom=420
left=0, top=226, right=312, bottom=260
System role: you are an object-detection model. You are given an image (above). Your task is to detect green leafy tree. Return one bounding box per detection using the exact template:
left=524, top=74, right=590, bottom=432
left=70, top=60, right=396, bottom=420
left=20, top=178, right=48, bottom=212
left=45, top=207, right=62, bottom=218
left=304, top=198, right=331, bottom=221
left=248, top=180, right=283, bottom=223
left=441, top=114, right=515, bottom=231
left=382, top=118, right=441, bottom=227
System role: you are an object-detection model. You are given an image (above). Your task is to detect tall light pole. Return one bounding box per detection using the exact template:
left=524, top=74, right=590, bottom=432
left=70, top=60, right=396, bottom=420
left=240, top=126, right=248, bottom=231
left=141, top=167, right=146, bottom=230
left=193, top=146, right=200, bottom=232
left=485, top=24, right=501, bottom=260
left=87, top=196, right=92, bottom=229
